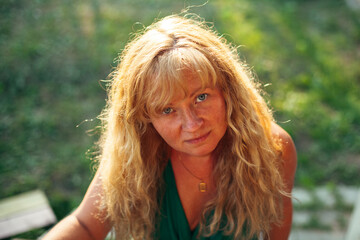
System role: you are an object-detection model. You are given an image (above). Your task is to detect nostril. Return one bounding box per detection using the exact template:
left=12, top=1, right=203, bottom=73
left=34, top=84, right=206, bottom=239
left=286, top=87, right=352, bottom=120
left=182, top=115, right=203, bottom=131
left=180, top=106, right=203, bottom=131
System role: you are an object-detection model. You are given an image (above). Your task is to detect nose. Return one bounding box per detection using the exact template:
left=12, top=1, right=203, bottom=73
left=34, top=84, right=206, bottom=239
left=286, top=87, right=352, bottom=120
left=181, top=106, right=203, bottom=132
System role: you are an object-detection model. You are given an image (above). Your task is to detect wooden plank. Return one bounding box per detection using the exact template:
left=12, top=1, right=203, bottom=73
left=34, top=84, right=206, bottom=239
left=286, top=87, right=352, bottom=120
left=0, top=190, right=50, bottom=218
left=0, top=190, right=57, bottom=239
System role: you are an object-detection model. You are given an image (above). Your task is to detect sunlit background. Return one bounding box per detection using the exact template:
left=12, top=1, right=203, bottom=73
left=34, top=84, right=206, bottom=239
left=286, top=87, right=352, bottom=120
left=1, top=0, right=359, bottom=239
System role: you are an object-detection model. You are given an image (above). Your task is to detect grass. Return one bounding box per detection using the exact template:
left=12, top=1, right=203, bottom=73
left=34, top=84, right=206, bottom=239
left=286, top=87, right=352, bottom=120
left=1, top=0, right=360, bottom=237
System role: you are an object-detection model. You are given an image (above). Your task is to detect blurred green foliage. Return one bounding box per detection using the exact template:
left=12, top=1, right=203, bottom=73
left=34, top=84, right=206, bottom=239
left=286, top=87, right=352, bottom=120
left=0, top=0, right=360, bottom=236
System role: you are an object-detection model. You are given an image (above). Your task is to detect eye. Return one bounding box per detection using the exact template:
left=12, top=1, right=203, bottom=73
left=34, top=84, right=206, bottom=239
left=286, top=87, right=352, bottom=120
left=196, top=93, right=208, bottom=103
left=162, top=107, right=173, bottom=115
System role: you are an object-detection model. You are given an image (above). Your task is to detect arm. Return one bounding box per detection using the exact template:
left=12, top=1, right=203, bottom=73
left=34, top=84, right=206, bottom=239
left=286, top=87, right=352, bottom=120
left=268, top=123, right=297, bottom=240
left=43, top=170, right=112, bottom=240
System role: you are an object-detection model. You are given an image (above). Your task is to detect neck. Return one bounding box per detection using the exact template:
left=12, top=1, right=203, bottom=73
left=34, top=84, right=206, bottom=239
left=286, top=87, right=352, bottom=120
left=171, top=151, right=215, bottom=175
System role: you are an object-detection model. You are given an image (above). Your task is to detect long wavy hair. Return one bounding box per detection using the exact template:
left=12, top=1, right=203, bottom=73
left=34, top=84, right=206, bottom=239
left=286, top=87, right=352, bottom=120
left=98, top=14, right=285, bottom=240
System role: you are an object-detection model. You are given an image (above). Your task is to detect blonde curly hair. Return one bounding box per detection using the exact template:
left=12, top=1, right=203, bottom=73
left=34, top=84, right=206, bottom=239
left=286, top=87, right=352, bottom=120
left=98, top=14, right=285, bottom=240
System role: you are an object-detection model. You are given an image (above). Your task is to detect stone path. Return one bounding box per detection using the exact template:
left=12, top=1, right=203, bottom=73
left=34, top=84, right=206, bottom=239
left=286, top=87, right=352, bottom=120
left=290, top=229, right=345, bottom=240
left=290, top=186, right=359, bottom=240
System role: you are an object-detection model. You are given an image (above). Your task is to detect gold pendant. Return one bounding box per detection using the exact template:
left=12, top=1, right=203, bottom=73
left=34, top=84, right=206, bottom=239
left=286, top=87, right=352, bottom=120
left=199, top=181, right=207, bottom=193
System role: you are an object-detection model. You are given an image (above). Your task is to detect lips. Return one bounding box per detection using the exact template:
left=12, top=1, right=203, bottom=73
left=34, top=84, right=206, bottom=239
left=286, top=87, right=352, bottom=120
left=185, top=131, right=211, bottom=144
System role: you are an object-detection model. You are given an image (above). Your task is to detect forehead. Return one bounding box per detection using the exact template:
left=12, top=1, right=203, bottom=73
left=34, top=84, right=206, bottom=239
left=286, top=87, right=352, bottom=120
left=145, top=69, right=215, bottom=114
left=168, top=71, right=211, bottom=100
left=156, top=69, right=212, bottom=98
left=143, top=47, right=220, bottom=114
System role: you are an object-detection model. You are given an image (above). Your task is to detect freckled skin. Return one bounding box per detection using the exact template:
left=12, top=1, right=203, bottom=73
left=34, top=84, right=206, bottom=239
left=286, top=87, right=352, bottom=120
left=150, top=76, right=227, bottom=161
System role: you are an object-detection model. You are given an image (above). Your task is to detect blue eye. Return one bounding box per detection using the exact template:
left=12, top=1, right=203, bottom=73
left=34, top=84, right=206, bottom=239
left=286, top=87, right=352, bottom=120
left=162, top=107, right=173, bottom=115
left=196, top=93, right=208, bottom=102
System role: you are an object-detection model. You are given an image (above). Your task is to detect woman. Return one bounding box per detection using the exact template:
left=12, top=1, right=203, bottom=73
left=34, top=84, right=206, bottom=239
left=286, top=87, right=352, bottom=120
left=44, top=14, right=297, bottom=240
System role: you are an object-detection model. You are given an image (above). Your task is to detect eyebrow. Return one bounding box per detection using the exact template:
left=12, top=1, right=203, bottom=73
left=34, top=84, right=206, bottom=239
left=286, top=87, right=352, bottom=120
left=189, top=86, right=206, bottom=98
left=165, top=85, right=209, bottom=106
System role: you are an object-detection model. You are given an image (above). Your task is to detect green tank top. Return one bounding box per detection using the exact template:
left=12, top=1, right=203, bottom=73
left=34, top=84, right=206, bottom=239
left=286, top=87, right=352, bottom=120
left=154, top=161, right=257, bottom=240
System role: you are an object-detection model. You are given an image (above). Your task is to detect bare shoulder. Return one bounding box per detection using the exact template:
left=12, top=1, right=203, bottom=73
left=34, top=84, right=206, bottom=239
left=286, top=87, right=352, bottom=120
left=271, top=122, right=297, bottom=190
left=74, top=170, right=112, bottom=239
left=271, top=122, right=297, bottom=162
left=271, top=122, right=294, bottom=148
left=43, top=170, right=111, bottom=240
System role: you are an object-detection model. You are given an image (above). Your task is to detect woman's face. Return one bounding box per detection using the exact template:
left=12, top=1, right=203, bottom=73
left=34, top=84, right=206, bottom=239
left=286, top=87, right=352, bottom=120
left=150, top=74, right=227, bottom=159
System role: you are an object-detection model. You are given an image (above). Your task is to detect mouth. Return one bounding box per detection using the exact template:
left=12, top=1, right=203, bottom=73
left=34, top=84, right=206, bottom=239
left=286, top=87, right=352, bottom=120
left=185, top=131, right=211, bottom=144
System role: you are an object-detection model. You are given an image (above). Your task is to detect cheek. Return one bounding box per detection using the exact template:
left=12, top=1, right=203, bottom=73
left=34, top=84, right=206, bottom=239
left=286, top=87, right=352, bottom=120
left=221, top=104, right=227, bottom=123
left=151, top=119, right=164, bottom=135
left=214, top=98, right=227, bottom=123
left=151, top=118, right=174, bottom=142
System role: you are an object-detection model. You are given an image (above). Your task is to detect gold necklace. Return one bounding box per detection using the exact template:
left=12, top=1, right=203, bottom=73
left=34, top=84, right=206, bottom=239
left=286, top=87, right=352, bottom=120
left=179, top=158, right=210, bottom=193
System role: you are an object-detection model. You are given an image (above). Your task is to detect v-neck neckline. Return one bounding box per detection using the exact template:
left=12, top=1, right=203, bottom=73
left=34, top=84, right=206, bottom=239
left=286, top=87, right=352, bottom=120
left=167, top=160, right=201, bottom=238
left=160, top=161, right=247, bottom=240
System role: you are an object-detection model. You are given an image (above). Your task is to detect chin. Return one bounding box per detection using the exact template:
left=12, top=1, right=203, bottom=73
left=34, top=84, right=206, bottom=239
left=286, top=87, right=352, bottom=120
left=188, top=146, right=218, bottom=158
